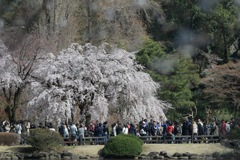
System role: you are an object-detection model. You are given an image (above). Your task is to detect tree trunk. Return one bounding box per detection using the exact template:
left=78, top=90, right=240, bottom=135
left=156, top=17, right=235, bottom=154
left=5, top=106, right=16, bottom=123
left=4, top=87, right=22, bottom=123
left=222, top=33, right=228, bottom=62
left=87, top=0, right=92, bottom=43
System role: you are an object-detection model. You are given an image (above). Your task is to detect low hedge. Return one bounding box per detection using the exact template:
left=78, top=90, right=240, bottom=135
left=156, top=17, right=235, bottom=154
left=102, top=134, right=143, bottom=158
left=0, top=132, right=21, bottom=145
left=117, top=134, right=144, bottom=145
left=24, top=128, right=63, bottom=152
left=227, top=128, right=240, bottom=140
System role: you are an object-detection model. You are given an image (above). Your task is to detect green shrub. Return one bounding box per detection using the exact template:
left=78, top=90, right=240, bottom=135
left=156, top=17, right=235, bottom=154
left=117, top=134, right=144, bottom=145
left=24, top=128, right=63, bottom=152
left=0, top=132, right=21, bottom=145
left=227, top=128, right=240, bottom=140
left=102, top=134, right=143, bottom=158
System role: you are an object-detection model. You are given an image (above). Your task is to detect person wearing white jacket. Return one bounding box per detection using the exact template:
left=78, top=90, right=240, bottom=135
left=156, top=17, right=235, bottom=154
left=226, top=121, right=231, bottom=133
left=15, top=123, right=22, bottom=135
left=193, top=121, right=198, bottom=137
left=122, top=124, right=129, bottom=134
left=111, top=123, right=117, bottom=136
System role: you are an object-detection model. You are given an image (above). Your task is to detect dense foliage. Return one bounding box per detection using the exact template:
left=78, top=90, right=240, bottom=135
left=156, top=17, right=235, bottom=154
left=102, top=134, right=143, bottom=158
left=0, top=0, right=21, bottom=23
left=159, top=0, right=240, bottom=61
left=24, top=128, right=63, bottom=152
left=136, top=40, right=200, bottom=119
left=227, top=128, right=240, bottom=140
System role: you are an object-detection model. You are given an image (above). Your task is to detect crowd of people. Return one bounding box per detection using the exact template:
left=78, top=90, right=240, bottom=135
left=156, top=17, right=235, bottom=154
left=57, top=117, right=239, bottom=144
left=0, top=120, right=30, bottom=135
left=0, top=117, right=239, bottom=144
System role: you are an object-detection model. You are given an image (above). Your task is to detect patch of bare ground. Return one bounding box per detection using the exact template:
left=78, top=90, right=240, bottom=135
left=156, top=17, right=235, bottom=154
left=65, top=143, right=233, bottom=156
left=0, top=145, right=33, bottom=153
left=63, top=145, right=104, bottom=156
left=0, top=143, right=233, bottom=156
left=141, top=143, right=233, bottom=155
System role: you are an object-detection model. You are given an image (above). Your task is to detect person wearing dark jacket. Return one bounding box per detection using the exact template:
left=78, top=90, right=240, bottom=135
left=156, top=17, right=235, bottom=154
left=182, top=119, right=190, bottom=135
left=116, top=123, right=123, bottom=135
left=58, top=122, right=65, bottom=137
left=197, top=119, right=204, bottom=135
left=97, top=123, right=103, bottom=137
left=129, top=123, right=136, bottom=135
left=150, top=121, right=157, bottom=136
left=103, top=121, right=109, bottom=143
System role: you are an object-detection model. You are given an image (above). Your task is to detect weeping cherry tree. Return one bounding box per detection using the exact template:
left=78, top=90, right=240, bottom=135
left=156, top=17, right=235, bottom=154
left=27, top=43, right=170, bottom=125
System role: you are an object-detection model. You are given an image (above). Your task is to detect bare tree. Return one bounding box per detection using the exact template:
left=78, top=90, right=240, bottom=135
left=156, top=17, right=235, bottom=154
left=77, top=0, right=152, bottom=51
left=200, top=59, right=240, bottom=117
left=0, top=33, right=46, bottom=123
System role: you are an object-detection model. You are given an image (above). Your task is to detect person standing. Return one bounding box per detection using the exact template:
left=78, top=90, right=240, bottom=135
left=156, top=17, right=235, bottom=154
left=70, top=122, right=78, bottom=141
left=122, top=124, right=129, bottom=134
left=63, top=124, right=69, bottom=139
left=97, top=123, right=103, bottom=137
left=15, top=122, right=22, bottom=135
left=25, top=121, right=31, bottom=136
left=116, top=123, right=123, bottom=135
left=139, top=121, right=147, bottom=136
left=192, top=121, right=198, bottom=141
left=59, top=122, right=65, bottom=137
left=97, top=123, right=103, bottom=144
left=173, top=121, right=181, bottom=136
left=111, top=123, right=117, bottom=136
left=197, top=119, right=204, bottom=135
left=78, top=124, right=85, bottom=145
left=226, top=120, right=231, bottom=133
left=161, top=121, right=167, bottom=141
left=182, top=118, right=190, bottom=135
left=3, top=121, right=11, bottom=132
left=88, top=122, right=95, bottom=136
left=103, top=121, right=109, bottom=143
left=230, top=118, right=236, bottom=129
left=220, top=120, right=227, bottom=139
left=166, top=123, right=175, bottom=143
left=129, top=123, right=136, bottom=135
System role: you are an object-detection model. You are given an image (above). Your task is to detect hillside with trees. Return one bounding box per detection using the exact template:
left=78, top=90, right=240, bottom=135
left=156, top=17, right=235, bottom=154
left=0, top=0, right=239, bottom=123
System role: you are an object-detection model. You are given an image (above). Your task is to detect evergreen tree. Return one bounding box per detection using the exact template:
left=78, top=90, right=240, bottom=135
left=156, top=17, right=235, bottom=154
left=156, top=0, right=240, bottom=61
left=205, top=1, right=239, bottom=61
left=137, top=40, right=200, bottom=120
